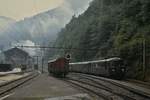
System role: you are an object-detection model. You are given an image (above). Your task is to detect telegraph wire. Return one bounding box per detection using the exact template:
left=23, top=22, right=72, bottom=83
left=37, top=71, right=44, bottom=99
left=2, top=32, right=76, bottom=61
left=16, top=45, right=101, bottom=51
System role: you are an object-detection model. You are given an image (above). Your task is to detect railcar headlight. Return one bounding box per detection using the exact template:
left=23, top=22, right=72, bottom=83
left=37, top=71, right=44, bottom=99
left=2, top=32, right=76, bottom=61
left=112, top=69, right=115, bottom=72
left=121, top=69, right=125, bottom=72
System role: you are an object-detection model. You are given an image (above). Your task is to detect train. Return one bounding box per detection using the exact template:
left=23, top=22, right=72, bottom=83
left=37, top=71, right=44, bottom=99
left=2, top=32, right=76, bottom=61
left=48, top=57, right=69, bottom=77
left=0, top=64, right=13, bottom=72
left=69, top=57, right=126, bottom=79
left=48, top=57, right=126, bottom=79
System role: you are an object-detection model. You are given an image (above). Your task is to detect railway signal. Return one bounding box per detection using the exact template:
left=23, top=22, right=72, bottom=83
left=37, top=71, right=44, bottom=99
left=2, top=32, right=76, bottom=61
left=66, top=54, right=71, bottom=60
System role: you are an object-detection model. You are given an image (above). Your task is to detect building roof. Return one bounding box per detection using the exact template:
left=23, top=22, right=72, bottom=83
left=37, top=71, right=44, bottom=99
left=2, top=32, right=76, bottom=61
left=3, top=47, right=30, bottom=58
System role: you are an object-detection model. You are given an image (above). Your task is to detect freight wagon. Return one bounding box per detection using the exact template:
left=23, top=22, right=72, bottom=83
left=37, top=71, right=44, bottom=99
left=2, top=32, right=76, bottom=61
left=48, top=57, right=69, bottom=77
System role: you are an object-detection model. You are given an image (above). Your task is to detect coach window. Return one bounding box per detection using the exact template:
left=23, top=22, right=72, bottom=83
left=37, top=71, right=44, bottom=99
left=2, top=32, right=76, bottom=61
left=110, top=61, right=114, bottom=68
left=98, top=63, right=101, bottom=68
left=95, top=64, right=98, bottom=68
left=90, top=63, right=93, bottom=72
left=90, top=63, right=93, bottom=68
left=87, top=63, right=90, bottom=72
left=104, top=62, right=107, bottom=70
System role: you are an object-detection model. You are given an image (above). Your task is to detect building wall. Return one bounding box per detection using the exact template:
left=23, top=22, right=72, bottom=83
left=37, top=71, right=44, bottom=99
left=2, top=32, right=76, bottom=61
left=3, top=48, right=32, bottom=68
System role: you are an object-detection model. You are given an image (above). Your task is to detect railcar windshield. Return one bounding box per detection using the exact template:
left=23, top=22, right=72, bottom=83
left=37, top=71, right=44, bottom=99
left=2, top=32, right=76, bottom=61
left=112, top=60, right=124, bottom=67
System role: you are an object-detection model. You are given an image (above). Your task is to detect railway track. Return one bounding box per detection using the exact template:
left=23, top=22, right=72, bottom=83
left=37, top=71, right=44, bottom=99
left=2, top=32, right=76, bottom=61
left=66, top=79, right=110, bottom=100
left=66, top=78, right=131, bottom=100
left=0, top=71, right=39, bottom=97
left=67, top=73, right=150, bottom=100
left=126, top=79, right=150, bottom=89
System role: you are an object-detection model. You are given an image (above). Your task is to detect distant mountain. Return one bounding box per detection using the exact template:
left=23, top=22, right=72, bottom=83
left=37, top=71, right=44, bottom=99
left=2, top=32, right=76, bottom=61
left=0, top=6, right=74, bottom=48
left=0, top=16, right=15, bottom=31
left=0, top=0, right=92, bottom=55
left=15, top=6, right=73, bottom=43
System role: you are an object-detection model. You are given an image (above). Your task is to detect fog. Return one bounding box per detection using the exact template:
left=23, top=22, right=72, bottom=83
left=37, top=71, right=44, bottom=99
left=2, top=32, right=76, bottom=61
left=0, top=0, right=92, bottom=56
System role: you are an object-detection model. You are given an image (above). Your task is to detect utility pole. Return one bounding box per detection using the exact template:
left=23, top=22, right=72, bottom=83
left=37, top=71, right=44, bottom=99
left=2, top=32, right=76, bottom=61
left=143, top=39, right=146, bottom=80
left=41, top=43, right=45, bottom=74
left=42, top=58, right=44, bottom=73
left=0, top=45, right=4, bottom=64
left=33, top=56, right=39, bottom=70
left=37, top=56, right=39, bottom=70
left=101, top=0, right=103, bottom=15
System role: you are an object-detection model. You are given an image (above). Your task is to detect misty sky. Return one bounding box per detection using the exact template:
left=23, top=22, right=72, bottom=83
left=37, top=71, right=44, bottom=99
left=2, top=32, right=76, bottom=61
left=0, top=0, right=93, bottom=21
left=0, top=0, right=64, bottom=20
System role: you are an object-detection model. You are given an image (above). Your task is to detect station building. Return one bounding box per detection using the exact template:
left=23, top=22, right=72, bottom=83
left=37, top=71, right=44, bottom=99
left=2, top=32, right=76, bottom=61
left=0, top=47, right=33, bottom=70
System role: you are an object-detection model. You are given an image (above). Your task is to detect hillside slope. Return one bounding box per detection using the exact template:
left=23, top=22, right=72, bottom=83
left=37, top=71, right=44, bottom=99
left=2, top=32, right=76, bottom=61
left=0, top=7, right=74, bottom=47
left=0, top=16, right=15, bottom=31
left=55, top=0, right=150, bottom=80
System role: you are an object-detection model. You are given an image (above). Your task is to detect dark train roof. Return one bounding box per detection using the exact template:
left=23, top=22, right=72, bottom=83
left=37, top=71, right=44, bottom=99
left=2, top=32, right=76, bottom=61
left=48, top=57, right=67, bottom=63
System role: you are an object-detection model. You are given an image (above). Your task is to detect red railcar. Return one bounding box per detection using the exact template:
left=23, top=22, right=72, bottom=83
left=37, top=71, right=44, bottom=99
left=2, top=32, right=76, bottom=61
left=48, top=57, right=69, bottom=77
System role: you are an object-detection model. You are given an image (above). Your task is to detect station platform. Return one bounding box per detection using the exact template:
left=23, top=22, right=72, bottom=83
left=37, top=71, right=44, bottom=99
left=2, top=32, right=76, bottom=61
left=4, top=74, right=92, bottom=100
left=0, top=73, right=30, bottom=84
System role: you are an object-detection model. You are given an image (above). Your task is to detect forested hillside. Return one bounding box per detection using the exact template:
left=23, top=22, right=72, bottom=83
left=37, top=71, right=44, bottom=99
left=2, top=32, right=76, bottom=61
left=54, top=0, right=150, bottom=80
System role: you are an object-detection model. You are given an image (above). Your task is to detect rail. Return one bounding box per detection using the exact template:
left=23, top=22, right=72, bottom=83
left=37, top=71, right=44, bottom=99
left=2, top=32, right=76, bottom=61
left=0, top=72, right=39, bottom=97
left=68, top=73, right=150, bottom=100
